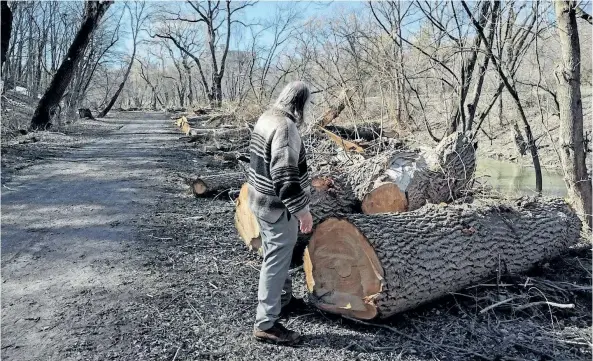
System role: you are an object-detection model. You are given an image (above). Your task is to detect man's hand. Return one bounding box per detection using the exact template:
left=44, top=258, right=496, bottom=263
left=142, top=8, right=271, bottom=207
left=296, top=211, right=313, bottom=234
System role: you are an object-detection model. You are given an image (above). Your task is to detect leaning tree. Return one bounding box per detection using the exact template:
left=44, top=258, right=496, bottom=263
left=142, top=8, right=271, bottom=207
left=30, top=1, right=112, bottom=130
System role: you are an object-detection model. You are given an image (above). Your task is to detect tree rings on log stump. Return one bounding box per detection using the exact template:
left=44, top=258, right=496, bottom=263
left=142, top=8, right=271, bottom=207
left=304, top=218, right=384, bottom=320
left=234, top=184, right=261, bottom=251
left=361, top=183, right=407, bottom=214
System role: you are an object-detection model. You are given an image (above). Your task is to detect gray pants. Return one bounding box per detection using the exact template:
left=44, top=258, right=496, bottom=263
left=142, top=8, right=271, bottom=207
left=254, top=209, right=298, bottom=331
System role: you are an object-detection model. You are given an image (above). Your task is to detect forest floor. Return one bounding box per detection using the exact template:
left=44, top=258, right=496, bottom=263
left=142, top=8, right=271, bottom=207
left=1, top=111, right=591, bottom=361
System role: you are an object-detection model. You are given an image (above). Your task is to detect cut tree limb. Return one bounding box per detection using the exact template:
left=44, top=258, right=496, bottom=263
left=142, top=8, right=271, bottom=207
left=324, top=123, right=391, bottom=142
left=303, top=198, right=581, bottom=320
left=235, top=184, right=261, bottom=250
left=317, top=126, right=365, bottom=153
left=186, top=172, right=245, bottom=197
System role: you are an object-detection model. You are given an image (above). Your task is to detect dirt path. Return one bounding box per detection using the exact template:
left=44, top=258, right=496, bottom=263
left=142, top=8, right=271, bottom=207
left=1, top=113, right=184, bottom=360
left=2, top=112, right=590, bottom=361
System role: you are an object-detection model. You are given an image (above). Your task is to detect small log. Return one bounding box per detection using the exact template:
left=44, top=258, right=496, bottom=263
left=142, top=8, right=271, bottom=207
left=194, top=107, right=213, bottom=115
left=78, top=108, right=95, bottom=120
left=324, top=123, right=387, bottom=142
left=188, top=127, right=250, bottom=140
left=303, top=198, right=581, bottom=320
left=189, top=172, right=245, bottom=197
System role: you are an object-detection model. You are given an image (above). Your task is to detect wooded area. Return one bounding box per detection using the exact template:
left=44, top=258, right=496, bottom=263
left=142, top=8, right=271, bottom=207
left=1, top=1, right=591, bottom=359
left=1, top=0, right=591, bottom=321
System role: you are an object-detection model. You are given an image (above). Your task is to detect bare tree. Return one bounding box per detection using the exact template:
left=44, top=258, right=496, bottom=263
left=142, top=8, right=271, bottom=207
left=30, top=1, right=112, bottom=130
left=99, top=1, right=146, bottom=117
left=155, top=0, right=254, bottom=107
left=554, top=0, right=592, bottom=228
left=462, top=0, right=544, bottom=193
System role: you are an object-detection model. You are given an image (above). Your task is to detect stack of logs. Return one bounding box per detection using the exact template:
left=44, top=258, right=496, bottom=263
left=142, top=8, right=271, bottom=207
left=174, top=99, right=582, bottom=321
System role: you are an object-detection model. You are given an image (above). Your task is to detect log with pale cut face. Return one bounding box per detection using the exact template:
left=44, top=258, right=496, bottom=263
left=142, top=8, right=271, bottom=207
left=303, top=198, right=581, bottom=320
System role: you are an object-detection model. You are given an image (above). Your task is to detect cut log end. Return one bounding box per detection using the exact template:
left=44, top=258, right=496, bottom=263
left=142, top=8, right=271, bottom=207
left=191, top=179, right=208, bottom=196
left=234, top=184, right=261, bottom=250
left=304, top=218, right=384, bottom=320
left=361, top=183, right=408, bottom=214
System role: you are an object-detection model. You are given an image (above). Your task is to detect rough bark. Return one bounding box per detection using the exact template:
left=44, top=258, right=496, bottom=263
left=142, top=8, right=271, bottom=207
left=1, top=1, right=12, bottom=68
left=188, top=172, right=245, bottom=197
left=304, top=198, right=581, bottom=320
left=347, top=132, right=477, bottom=213
left=554, top=0, right=592, bottom=229
left=30, top=1, right=112, bottom=130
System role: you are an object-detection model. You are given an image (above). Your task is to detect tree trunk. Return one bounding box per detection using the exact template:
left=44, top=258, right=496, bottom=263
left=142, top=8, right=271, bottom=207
left=187, top=172, right=245, bottom=197
left=319, top=88, right=355, bottom=126
left=30, top=1, right=112, bottom=130
left=1, top=1, right=13, bottom=69
left=210, top=76, right=223, bottom=108
left=235, top=174, right=360, bottom=252
left=304, top=198, right=581, bottom=320
left=554, top=0, right=592, bottom=229
left=347, top=131, right=477, bottom=213
left=446, top=1, right=491, bottom=135
left=98, top=51, right=135, bottom=117
left=183, top=59, right=194, bottom=107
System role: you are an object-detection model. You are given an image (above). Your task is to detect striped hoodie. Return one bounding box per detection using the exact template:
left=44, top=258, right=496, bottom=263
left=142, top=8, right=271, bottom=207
left=247, top=108, right=311, bottom=223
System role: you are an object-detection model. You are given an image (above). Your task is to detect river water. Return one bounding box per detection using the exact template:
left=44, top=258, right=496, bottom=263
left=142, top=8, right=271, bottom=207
left=475, top=158, right=567, bottom=197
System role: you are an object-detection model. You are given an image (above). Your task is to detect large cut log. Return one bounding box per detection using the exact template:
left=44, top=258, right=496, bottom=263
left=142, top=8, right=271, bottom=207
left=235, top=174, right=360, bottom=252
left=187, top=172, right=245, bottom=197
left=235, top=183, right=261, bottom=250
left=303, top=198, right=581, bottom=320
left=347, top=131, right=477, bottom=214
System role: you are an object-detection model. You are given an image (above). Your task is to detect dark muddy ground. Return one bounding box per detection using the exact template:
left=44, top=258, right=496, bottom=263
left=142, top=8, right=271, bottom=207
left=1, top=112, right=591, bottom=361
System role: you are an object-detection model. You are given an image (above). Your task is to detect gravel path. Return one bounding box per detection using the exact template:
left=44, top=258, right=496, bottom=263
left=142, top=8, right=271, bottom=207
left=2, top=112, right=590, bottom=361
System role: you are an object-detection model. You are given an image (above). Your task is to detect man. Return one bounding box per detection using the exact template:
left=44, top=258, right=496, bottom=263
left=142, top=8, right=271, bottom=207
left=247, top=81, right=313, bottom=345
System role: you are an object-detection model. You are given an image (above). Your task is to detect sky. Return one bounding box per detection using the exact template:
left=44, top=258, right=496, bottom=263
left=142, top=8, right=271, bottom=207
left=137, top=1, right=366, bottom=49
left=119, top=0, right=593, bottom=65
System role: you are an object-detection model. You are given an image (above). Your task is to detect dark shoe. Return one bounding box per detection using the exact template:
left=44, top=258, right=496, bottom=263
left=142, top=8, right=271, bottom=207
left=253, top=322, right=301, bottom=345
